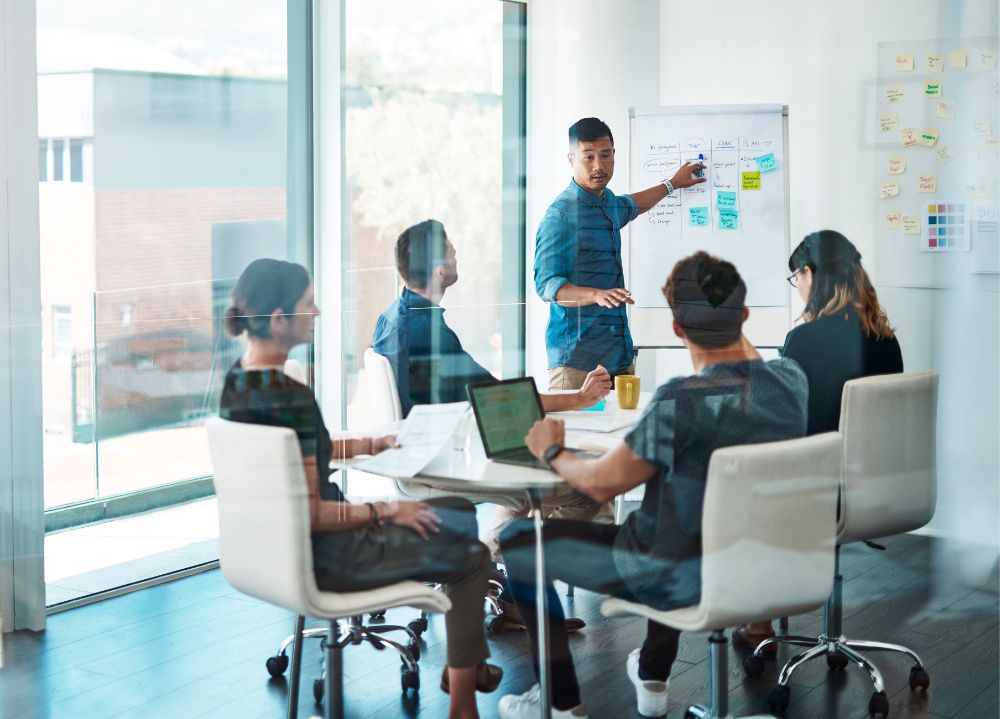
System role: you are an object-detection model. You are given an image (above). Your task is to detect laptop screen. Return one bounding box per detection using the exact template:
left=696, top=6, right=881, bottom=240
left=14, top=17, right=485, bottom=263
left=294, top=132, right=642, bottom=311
left=468, top=379, right=544, bottom=456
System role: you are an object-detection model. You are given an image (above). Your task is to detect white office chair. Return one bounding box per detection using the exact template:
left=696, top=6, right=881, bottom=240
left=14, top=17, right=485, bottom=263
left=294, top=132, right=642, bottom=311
left=744, top=372, right=938, bottom=717
left=283, top=358, right=307, bottom=384
left=602, top=433, right=842, bottom=719
left=206, top=417, right=451, bottom=719
left=363, top=348, right=403, bottom=426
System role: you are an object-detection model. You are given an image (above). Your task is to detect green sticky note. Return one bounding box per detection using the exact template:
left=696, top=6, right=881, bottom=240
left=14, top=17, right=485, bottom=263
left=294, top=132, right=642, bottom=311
left=689, top=207, right=709, bottom=226
left=756, top=152, right=777, bottom=172
left=716, top=191, right=736, bottom=209
left=719, top=208, right=739, bottom=229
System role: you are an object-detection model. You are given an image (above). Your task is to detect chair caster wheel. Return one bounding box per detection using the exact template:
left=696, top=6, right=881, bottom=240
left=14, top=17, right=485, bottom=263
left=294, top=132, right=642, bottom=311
left=313, top=678, right=324, bottom=703
left=401, top=666, right=420, bottom=694
left=407, top=618, right=428, bottom=636
left=869, top=690, right=890, bottom=717
left=826, top=652, right=849, bottom=671
left=743, top=653, right=765, bottom=677
left=485, top=615, right=506, bottom=635
left=370, top=610, right=386, bottom=621
left=768, top=684, right=791, bottom=712
left=908, top=665, right=930, bottom=690
left=265, top=654, right=289, bottom=677
left=405, top=641, right=421, bottom=662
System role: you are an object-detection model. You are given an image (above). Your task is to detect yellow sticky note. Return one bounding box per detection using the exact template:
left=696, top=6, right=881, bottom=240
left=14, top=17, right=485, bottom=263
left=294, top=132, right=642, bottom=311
left=978, top=52, right=997, bottom=69
left=885, top=84, right=905, bottom=103
left=917, top=128, right=939, bottom=147
left=935, top=100, right=955, bottom=119
left=900, top=128, right=918, bottom=146
left=924, top=80, right=942, bottom=97
left=973, top=119, right=992, bottom=135
left=741, top=171, right=761, bottom=190
left=903, top=216, right=921, bottom=235
left=948, top=49, right=967, bottom=68
left=918, top=175, right=937, bottom=192
left=880, top=182, right=900, bottom=199
left=925, top=54, right=944, bottom=73
left=935, top=145, right=953, bottom=164
left=879, top=112, right=899, bottom=132
left=985, top=135, right=1000, bottom=151
left=885, top=211, right=903, bottom=229
left=895, top=53, right=914, bottom=71
left=887, top=156, right=906, bottom=174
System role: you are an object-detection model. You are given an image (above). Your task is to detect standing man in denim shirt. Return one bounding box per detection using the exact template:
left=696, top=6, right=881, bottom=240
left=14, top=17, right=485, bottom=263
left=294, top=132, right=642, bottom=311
left=535, top=117, right=707, bottom=389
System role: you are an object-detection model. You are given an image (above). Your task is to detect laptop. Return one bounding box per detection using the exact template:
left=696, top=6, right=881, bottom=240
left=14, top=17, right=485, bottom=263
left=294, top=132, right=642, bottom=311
left=467, top=377, right=595, bottom=470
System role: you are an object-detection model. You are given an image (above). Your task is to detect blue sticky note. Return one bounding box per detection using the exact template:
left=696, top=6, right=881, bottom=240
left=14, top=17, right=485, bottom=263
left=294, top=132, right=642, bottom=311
left=719, top=208, right=739, bottom=229
left=756, top=152, right=777, bottom=172
left=582, top=398, right=605, bottom=412
left=689, top=207, right=709, bottom=226
left=716, top=191, right=737, bottom=209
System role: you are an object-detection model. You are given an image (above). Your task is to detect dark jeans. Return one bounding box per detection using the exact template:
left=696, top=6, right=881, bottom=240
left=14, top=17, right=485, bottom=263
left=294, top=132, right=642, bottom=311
left=500, top=518, right=681, bottom=712
left=313, top=497, right=490, bottom=668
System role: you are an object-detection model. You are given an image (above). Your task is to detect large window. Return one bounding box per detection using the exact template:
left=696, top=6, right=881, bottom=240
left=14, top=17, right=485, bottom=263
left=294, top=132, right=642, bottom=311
left=339, top=0, right=526, bottom=430
left=36, top=3, right=293, bottom=510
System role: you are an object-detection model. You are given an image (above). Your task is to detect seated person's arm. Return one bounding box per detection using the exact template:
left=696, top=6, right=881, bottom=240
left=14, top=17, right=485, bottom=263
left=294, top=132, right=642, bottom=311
left=525, top=418, right=656, bottom=504
left=539, top=365, right=612, bottom=411
left=331, top=435, right=398, bottom=459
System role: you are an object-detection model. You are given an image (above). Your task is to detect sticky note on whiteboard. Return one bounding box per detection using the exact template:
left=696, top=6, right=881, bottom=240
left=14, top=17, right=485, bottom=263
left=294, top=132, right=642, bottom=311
left=879, top=112, right=899, bottom=132
left=755, top=153, right=777, bottom=172
left=741, top=172, right=760, bottom=190
left=925, top=54, right=944, bottom=73
left=935, top=145, right=954, bottom=164
left=719, top=208, right=739, bottom=229
left=884, top=84, right=905, bottom=103
left=973, top=119, right=992, bottom=135
left=924, top=80, right=942, bottom=97
left=916, top=128, right=939, bottom=147
left=895, top=53, right=914, bottom=71
left=978, top=52, right=997, bottom=69
left=903, top=216, right=921, bottom=234
left=900, top=128, right=918, bottom=146
left=885, top=211, right=903, bottom=228
left=888, top=157, right=906, bottom=174
left=936, top=100, right=955, bottom=119
left=716, top=191, right=736, bottom=209
left=880, top=182, right=900, bottom=199
left=689, top=207, right=709, bottom=226
left=918, top=175, right=937, bottom=192
left=948, top=49, right=967, bottom=68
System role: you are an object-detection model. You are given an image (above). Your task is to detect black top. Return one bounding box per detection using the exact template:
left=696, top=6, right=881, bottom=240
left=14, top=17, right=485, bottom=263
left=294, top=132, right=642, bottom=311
left=219, top=360, right=345, bottom=502
left=781, top=313, right=904, bottom=435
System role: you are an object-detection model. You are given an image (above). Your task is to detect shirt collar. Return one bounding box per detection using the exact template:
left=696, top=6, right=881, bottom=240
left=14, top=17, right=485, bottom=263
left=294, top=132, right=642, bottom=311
left=401, top=287, right=441, bottom=310
left=570, top=177, right=608, bottom=207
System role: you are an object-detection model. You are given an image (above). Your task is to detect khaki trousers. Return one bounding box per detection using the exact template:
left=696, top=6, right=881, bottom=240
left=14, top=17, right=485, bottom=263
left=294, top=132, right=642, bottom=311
left=548, top=362, right=636, bottom=390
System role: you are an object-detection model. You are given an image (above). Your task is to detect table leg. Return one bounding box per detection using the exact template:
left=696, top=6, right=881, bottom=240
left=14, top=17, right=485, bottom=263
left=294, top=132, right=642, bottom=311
left=527, top=488, right=551, bottom=718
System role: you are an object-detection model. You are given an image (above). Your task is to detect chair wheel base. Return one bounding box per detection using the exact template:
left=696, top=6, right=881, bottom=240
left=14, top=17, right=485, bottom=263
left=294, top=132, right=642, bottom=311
left=869, top=690, right=890, bottom=717
left=744, top=653, right=766, bottom=677
left=407, top=618, right=428, bottom=637
left=826, top=651, right=849, bottom=671
left=401, top=665, right=420, bottom=694
left=768, top=684, right=791, bottom=712
left=909, top=665, right=930, bottom=690
left=405, top=641, right=421, bottom=662
left=313, top=677, right=324, bottom=703
left=265, top=654, right=289, bottom=678
left=485, top=615, right=506, bottom=635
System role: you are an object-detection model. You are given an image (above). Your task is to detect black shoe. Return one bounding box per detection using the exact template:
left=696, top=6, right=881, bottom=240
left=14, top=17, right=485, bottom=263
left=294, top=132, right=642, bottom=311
left=498, top=598, right=586, bottom=632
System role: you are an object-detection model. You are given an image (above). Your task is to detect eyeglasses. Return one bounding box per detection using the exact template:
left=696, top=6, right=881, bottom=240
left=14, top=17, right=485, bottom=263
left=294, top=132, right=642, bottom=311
left=786, top=269, right=802, bottom=287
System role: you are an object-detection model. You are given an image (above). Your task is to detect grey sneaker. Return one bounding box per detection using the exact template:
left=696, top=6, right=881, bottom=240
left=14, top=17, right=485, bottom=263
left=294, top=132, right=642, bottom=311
left=497, top=684, right=589, bottom=718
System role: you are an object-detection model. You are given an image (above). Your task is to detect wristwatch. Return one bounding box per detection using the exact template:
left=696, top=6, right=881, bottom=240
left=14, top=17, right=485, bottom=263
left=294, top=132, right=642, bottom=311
left=542, top=444, right=565, bottom=464
left=662, top=178, right=675, bottom=195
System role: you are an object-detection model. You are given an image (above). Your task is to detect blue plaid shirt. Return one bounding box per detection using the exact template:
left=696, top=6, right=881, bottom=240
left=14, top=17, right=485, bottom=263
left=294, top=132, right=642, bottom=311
left=534, top=178, right=638, bottom=371
left=372, top=288, right=495, bottom=417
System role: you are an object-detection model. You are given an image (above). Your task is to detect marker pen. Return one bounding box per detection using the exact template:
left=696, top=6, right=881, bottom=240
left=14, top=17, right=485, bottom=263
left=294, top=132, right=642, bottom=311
left=697, top=153, right=704, bottom=177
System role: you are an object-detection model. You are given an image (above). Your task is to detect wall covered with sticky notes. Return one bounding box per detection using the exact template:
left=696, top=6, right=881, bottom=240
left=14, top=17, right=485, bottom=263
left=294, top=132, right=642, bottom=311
left=875, top=36, right=999, bottom=284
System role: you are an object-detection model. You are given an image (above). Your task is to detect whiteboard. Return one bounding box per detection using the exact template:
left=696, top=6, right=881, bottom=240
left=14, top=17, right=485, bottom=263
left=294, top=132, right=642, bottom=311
left=627, top=105, right=789, bottom=309
left=873, top=37, right=999, bottom=288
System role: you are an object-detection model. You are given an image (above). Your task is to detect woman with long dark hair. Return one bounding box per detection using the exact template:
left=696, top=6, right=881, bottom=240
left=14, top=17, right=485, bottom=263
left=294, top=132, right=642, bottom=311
left=735, top=230, right=903, bottom=653
left=219, top=258, right=501, bottom=718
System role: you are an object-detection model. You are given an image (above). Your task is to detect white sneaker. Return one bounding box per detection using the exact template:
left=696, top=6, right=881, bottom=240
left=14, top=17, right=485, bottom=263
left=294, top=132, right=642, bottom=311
left=627, top=648, right=669, bottom=717
left=497, top=684, right=589, bottom=718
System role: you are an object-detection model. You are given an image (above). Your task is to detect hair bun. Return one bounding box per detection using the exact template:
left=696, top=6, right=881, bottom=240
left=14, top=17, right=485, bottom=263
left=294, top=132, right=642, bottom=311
left=223, top=305, right=248, bottom=336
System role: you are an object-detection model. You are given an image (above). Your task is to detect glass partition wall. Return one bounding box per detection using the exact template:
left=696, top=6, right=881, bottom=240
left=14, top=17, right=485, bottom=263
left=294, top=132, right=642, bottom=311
left=338, top=0, right=526, bottom=437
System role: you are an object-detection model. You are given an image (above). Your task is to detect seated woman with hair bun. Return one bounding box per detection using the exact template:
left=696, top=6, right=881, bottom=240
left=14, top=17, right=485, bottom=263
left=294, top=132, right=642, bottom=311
left=220, top=258, right=501, bottom=718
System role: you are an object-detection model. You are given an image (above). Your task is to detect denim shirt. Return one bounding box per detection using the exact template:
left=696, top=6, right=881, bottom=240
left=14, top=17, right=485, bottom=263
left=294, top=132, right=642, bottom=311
left=371, top=288, right=495, bottom=417
left=534, top=178, right=638, bottom=371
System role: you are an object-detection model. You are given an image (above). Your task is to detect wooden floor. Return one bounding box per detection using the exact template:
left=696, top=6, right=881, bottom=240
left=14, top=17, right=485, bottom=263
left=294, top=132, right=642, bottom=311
left=1, top=533, right=997, bottom=719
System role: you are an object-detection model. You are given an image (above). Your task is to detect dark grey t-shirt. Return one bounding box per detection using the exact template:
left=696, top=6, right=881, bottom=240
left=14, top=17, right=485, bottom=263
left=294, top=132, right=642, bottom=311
left=613, top=358, right=808, bottom=610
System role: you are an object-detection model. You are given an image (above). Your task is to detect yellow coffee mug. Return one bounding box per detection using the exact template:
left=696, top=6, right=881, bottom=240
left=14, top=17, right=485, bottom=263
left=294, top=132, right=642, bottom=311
left=615, top=374, right=641, bottom=410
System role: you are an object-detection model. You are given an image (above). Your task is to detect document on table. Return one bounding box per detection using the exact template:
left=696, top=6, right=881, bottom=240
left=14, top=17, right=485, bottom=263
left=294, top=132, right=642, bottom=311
left=353, top=402, right=468, bottom=478
left=554, top=411, right=635, bottom=433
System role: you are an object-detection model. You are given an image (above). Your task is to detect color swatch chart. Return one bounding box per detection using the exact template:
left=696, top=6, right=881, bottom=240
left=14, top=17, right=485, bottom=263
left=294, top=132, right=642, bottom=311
left=925, top=202, right=969, bottom=251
